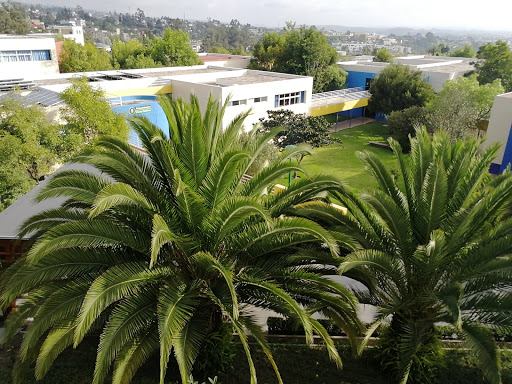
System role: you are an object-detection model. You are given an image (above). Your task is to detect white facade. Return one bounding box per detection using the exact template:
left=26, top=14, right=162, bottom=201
left=31, top=25, right=85, bottom=46
left=0, top=36, right=59, bottom=79
left=7, top=65, right=314, bottom=132
left=482, top=92, right=512, bottom=169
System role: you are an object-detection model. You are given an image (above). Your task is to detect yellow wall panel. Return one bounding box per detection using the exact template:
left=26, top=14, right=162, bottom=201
left=310, top=97, right=370, bottom=116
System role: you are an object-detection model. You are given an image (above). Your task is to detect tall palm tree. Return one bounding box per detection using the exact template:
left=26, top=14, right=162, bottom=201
left=0, top=95, right=361, bottom=384
left=299, top=128, right=512, bottom=384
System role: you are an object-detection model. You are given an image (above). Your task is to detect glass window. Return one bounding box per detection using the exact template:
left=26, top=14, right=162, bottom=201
left=275, top=92, right=302, bottom=107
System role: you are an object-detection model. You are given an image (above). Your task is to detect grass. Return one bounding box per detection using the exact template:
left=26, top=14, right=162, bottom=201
left=299, top=122, right=399, bottom=191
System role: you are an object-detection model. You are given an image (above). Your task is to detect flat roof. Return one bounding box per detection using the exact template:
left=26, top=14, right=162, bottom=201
left=201, top=72, right=295, bottom=86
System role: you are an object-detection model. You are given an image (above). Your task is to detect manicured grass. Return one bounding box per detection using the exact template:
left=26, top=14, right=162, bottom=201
left=300, top=122, right=399, bottom=191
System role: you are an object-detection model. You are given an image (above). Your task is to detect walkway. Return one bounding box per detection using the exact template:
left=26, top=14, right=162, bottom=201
left=310, top=87, right=371, bottom=117
left=330, top=117, right=375, bottom=132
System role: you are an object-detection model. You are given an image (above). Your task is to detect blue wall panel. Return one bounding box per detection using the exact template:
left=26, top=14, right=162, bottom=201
left=499, top=123, right=512, bottom=173
left=110, top=96, right=169, bottom=148
left=345, top=70, right=377, bottom=89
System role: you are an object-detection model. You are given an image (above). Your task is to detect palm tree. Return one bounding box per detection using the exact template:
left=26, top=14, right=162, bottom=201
left=0, top=95, right=362, bottom=384
left=301, top=128, right=512, bottom=383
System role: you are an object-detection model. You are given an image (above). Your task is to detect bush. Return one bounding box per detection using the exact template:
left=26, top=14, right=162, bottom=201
left=387, top=106, right=428, bottom=151
left=194, top=323, right=236, bottom=380
left=266, top=317, right=346, bottom=336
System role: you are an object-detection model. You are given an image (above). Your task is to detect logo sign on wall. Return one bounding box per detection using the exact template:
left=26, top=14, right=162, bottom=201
left=129, top=105, right=152, bottom=114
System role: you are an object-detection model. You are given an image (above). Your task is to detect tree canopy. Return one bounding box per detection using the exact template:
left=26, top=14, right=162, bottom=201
left=373, top=48, right=393, bottom=63
left=257, top=109, right=337, bottom=149
left=475, top=40, right=512, bottom=92
left=368, top=64, right=435, bottom=115
left=0, top=1, right=29, bottom=34
left=0, top=96, right=71, bottom=210
left=250, top=25, right=347, bottom=93
left=59, top=77, right=129, bottom=147
left=450, top=44, right=476, bottom=58
left=426, top=75, right=504, bottom=139
left=59, top=40, right=114, bottom=73
left=0, top=95, right=361, bottom=384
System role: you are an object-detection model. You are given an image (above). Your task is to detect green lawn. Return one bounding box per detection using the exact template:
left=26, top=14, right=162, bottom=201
left=300, top=122, right=399, bottom=191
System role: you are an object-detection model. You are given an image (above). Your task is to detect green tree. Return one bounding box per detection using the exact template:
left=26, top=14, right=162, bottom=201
left=59, top=40, right=113, bottom=73
left=250, top=32, right=285, bottom=71
left=373, top=48, right=393, bottom=63
left=149, top=28, right=203, bottom=67
left=0, top=96, right=74, bottom=210
left=387, top=106, right=428, bottom=151
left=250, top=26, right=347, bottom=93
left=426, top=75, right=504, bottom=140
left=0, top=96, right=362, bottom=384
left=475, top=40, right=512, bottom=91
left=0, top=1, right=29, bottom=34
left=209, top=46, right=230, bottom=54
left=333, top=128, right=512, bottom=384
left=258, top=109, right=338, bottom=149
left=368, top=64, right=435, bottom=115
left=59, top=77, right=129, bottom=148
left=450, top=44, right=476, bottom=58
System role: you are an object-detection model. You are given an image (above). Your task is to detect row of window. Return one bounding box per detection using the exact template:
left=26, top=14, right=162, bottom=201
left=228, top=96, right=268, bottom=107
left=228, top=92, right=306, bottom=108
left=0, top=50, right=52, bottom=63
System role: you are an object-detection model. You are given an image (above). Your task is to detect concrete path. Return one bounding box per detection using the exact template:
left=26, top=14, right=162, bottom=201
left=330, top=117, right=375, bottom=132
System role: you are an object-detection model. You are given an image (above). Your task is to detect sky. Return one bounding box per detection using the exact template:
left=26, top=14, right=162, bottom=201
left=22, top=0, right=512, bottom=32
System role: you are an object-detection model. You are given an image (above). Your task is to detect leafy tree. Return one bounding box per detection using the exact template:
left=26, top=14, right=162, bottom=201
left=59, top=40, right=113, bottom=73
left=250, top=32, right=285, bottom=71
left=258, top=109, right=338, bottom=150
left=333, top=128, right=512, bottom=384
left=373, top=48, right=393, bottom=63
left=149, top=28, right=203, bottom=67
left=426, top=75, right=504, bottom=140
left=0, top=96, right=362, bottom=384
left=368, top=64, right=435, bottom=115
left=427, top=43, right=450, bottom=56
left=475, top=40, right=512, bottom=91
left=250, top=26, right=347, bottom=92
left=387, top=106, right=428, bottom=151
left=0, top=96, right=74, bottom=210
left=0, top=1, right=29, bottom=34
left=209, top=46, right=230, bottom=54
left=111, top=39, right=149, bottom=69
left=59, top=77, right=129, bottom=148
left=450, top=44, right=476, bottom=58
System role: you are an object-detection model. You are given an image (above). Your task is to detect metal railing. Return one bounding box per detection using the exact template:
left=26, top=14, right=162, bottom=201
left=311, top=87, right=370, bottom=102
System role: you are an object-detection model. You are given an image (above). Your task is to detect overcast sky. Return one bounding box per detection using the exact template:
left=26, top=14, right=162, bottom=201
left=22, top=0, right=512, bottom=32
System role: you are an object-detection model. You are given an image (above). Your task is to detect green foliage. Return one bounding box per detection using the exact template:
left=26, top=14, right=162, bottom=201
left=450, top=44, right=476, bottom=58
left=0, top=1, right=29, bottom=34
left=267, top=317, right=346, bottom=336
left=149, top=29, right=203, bottom=67
left=387, top=106, right=428, bottom=151
left=250, top=26, right=347, bottom=92
left=427, top=43, right=450, bottom=56
left=0, top=95, right=75, bottom=210
left=0, top=95, right=362, bottom=384
left=258, top=109, right=338, bottom=149
left=426, top=75, right=504, bottom=140
left=59, top=40, right=113, bottom=73
left=201, top=19, right=257, bottom=53
left=373, top=49, right=393, bottom=63
left=368, top=64, right=435, bottom=115
left=112, top=29, right=201, bottom=69
left=376, top=325, right=445, bottom=384
left=59, top=77, right=129, bottom=148
left=336, top=128, right=512, bottom=384
left=476, top=40, right=512, bottom=92
left=194, top=323, right=235, bottom=380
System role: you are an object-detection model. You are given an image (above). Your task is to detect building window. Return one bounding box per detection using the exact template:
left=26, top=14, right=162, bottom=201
left=0, top=50, right=51, bottom=62
left=275, top=91, right=305, bottom=107
left=253, top=96, right=267, bottom=103
left=228, top=99, right=247, bottom=106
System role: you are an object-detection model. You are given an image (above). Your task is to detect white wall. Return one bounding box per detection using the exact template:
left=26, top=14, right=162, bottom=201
left=482, top=93, right=512, bottom=165
left=0, top=37, right=59, bottom=79
left=220, top=76, right=313, bottom=130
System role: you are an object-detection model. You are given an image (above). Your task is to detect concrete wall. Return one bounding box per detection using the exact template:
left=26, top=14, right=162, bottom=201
left=220, top=76, right=313, bottom=130
left=0, top=37, right=59, bottom=78
left=483, top=93, right=512, bottom=174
